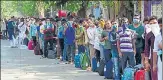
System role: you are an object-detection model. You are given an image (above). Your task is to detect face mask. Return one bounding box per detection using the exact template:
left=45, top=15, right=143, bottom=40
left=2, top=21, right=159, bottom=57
left=150, top=24, right=160, bottom=37
left=145, top=24, right=152, bottom=34
left=133, top=19, right=139, bottom=24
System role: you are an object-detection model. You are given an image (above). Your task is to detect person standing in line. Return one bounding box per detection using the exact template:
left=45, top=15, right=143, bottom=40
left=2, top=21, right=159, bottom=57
left=128, top=14, right=144, bottom=65
left=98, top=19, right=105, bottom=60
left=144, top=16, right=160, bottom=80
left=117, top=23, right=136, bottom=72
left=17, top=18, right=26, bottom=46
left=87, top=19, right=96, bottom=71
left=141, top=17, right=149, bottom=65
left=42, top=18, right=55, bottom=58
left=100, top=20, right=112, bottom=63
left=156, top=18, right=162, bottom=80
left=29, top=17, right=37, bottom=47
left=1, top=19, right=7, bottom=39
left=57, top=20, right=65, bottom=60
left=7, top=17, right=16, bottom=48
left=109, top=21, right=120, bottom=80
left=63, top=21, right=75, bottom=64
left=94, top=20, right=102, bottom=62
left=75, top=19, right=85, bottom=54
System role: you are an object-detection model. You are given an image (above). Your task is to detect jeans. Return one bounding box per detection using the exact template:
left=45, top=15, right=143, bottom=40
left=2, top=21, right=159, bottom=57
left=99, top=44, right=105, bottom=60
left=95, top=49, right=100, bottom=62
left=32, top=36, right=37, bottom=46
left=78, top=45, right=85, bottom=54
left=44, top=39, right=53, bottom=57
left=59, top=38, right=64, bottom=57
left=111, top=45, right=120, bottom=79
left=135, top=48, right=143, bottom=65
left=121, top=52, right=135, bottom=72
left=103, top=49, right=112, bottom=63
left=63, top=43, right=75, bottom=62
left=8, top=29, right=14, bottom=40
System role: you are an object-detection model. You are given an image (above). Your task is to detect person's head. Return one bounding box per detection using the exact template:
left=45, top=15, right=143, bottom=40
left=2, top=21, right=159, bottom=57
left=62, top=22, right=68, bottom=28
left=20, top=18, right=24, bottom=22
left=88, top=19, right=95, bottom=27
left=143, top=16, right=149, bottom=25
left=112, top=21, right=119, bottom=31
left=82, top=19, right=88, bottom=27
left=31, top=17, right=36, bottom=24
left=158, top=18, right=162, bottom=29
left=11, top=16, right=15, bottom=21
left=133, top=14, right=140, bottom=24
left=104, top=20, right=112, bottom=30
left=99, top=19, right=105, bottom=29
left=149, top=16, right=158, bottom=25
left=122, top=18, right=128, bottom=24
left=46, top=18, right=51, bottom=24
left=94, top=20, right=99, bottom=27
left=149, top=16, right=160, bottom=36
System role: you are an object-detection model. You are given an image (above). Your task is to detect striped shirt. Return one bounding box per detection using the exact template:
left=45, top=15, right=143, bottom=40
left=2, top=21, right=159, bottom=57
left=117, top=29, right=135, bottom=52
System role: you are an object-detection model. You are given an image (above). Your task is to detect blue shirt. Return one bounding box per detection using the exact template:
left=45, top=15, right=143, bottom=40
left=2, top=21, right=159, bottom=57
left=64, top=26, right=75, bottom=45
left=30, top=24, right=37, bottom=38
left=57, top=26, right=64, bottom=38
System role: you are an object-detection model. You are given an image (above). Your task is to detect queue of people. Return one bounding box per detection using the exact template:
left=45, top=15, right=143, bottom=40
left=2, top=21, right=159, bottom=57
left=0, top=13, right=162, bottom=80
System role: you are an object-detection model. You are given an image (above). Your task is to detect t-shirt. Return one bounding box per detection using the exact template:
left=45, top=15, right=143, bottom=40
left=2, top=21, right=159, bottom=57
left=153, top=33, right=162, bottom=53
left=101, top=30, right=111, bottom=49
left=64, top=26, right=75, bottom=45
left=7, top=21, right=15, bottom=29
left=117, top=29, right=135, bottom=53
left=128, top=24, right=144, bottom=48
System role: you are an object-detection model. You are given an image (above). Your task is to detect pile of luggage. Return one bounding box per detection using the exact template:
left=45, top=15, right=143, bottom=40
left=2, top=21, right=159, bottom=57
left=74, top=52, right=151, bottom=80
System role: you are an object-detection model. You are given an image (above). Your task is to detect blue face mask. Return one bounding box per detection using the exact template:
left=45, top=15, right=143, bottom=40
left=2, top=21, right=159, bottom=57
left=133, top=19, right=139, bottom=24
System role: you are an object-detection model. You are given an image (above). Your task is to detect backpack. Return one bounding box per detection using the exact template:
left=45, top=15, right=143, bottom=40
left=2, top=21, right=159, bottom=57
left=44, top=24, right=53, bottom=39
left=121, top=66, right=136, bottom=80
left=134, top=64, right=150, bottom=80
left=47, top=48, right=57, bottom=59
left=97, top=59, right=105, bottom=76
left=80, top=52, right=90, bottom=70
left=34, top=41, right=42, bottom=55
left=104, top=59, right=113, bottom=79
left=28, top=40, right=34, bottom=50
left=74, top=53, right=82, bottom=68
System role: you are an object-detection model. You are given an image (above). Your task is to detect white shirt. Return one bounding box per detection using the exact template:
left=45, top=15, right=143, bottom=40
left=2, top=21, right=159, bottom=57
left=1, top=21, right=6, bottom=30
left=94, top=27, right=103, bottom=50
left=87, top=26, right=96, bottom=45
left=153, top=33, right=162, bottom=53
left=18, top=22, right=26, bottom=38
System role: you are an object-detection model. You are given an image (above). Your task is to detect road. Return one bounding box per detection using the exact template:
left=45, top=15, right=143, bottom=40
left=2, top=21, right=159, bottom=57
left=1, top=40, right=111, bottom=80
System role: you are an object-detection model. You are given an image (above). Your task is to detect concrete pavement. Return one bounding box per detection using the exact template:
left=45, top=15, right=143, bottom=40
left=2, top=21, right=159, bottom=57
left=1, top=40, right=111, bottom=80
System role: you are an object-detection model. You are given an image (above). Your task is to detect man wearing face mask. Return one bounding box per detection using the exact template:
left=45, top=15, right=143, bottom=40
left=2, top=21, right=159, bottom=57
left=42, top=18, right=55, bottom=58
left=128, top=14, right=144, bottom=65
left=29, top=18, right=37, bottom=47
left=144, top=16, right=159, bottom=80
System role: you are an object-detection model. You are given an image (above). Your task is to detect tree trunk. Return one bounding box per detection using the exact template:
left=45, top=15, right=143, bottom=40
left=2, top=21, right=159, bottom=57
left=77, top=1, right=88, bottom=18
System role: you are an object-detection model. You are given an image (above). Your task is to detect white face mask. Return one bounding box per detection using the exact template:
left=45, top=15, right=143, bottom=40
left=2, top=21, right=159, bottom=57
left=145, top=24, right=152, bottom=34
left=150, top=24, right=160, bottom=36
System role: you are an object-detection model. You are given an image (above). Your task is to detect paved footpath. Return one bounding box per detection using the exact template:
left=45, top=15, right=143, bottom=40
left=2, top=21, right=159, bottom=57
left=1, top=40, right=112, bottom=80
